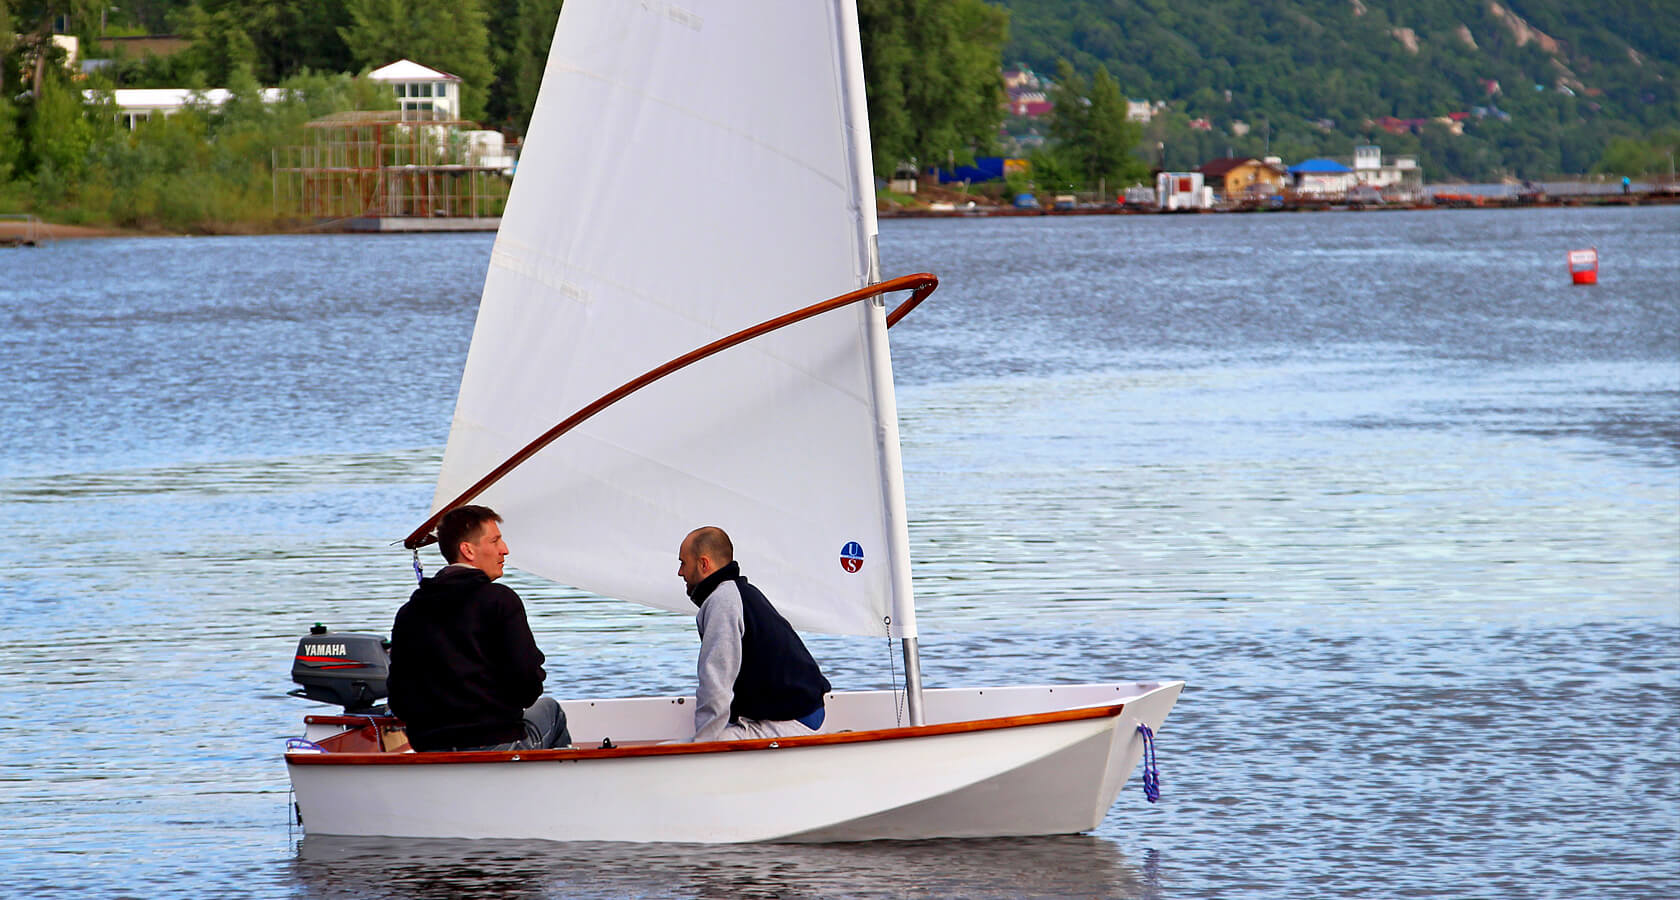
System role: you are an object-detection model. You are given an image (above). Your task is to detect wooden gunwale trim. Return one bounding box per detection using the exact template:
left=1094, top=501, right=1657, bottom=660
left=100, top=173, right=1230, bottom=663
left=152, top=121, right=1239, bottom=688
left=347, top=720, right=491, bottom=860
left=306, top=714, right=402, bottom=727
left=401, top=272, right=939, bottom=549
left=286, top=701, right=1125, bottom=766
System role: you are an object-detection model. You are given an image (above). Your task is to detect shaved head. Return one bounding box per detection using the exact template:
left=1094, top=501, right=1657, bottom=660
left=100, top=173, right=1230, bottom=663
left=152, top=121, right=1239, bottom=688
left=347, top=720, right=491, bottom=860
left=678, top=526, right=734, bottom=594
left=684, top=526, right=733, bottom=565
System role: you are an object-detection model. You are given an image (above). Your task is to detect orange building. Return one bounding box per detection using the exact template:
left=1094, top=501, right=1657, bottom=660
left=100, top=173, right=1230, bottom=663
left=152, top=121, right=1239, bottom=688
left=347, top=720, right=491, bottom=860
left=1196, top=157, right=1287, bottom=200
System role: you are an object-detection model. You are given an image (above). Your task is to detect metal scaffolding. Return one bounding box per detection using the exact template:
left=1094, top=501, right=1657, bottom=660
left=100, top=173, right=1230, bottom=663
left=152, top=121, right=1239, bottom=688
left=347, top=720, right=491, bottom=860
left=273, top=110, right=515, bottom=223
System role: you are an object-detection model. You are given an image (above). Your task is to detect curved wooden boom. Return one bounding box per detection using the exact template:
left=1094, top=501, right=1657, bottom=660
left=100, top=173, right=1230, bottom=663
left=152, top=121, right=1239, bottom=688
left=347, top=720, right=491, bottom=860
left=403, top=272, right=940, bottom=549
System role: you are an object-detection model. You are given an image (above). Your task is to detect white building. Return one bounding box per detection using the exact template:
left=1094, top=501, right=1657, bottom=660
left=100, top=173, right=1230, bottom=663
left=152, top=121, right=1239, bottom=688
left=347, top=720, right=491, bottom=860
left=1156, top=171, right=1213, bottom=210
left=81, top=58, right=467, bottom=130
left=1287, top=158, right=1356, bottom=196
left=1351, top=145, right=1423, bottom=199
left=463, top=129, right=516, bottom=174
left=368, top=59, right=463, bottom=121
left=82, top=87, right=288, bottom=129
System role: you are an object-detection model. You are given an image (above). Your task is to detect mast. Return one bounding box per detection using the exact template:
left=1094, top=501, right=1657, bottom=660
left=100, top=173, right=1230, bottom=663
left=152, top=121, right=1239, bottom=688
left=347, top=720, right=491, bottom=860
left=837, top=0, right=925, bottom=726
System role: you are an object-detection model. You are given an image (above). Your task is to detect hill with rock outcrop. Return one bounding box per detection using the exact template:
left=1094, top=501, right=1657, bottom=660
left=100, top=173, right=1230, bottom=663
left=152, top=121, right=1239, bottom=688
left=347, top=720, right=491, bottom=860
left=995, top=0, right=1678, bottom=179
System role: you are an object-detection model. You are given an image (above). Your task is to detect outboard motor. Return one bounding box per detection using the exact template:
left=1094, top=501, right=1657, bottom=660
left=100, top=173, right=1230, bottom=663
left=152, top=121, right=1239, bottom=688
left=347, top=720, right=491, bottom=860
left=289, top=623, right=391, bottom=714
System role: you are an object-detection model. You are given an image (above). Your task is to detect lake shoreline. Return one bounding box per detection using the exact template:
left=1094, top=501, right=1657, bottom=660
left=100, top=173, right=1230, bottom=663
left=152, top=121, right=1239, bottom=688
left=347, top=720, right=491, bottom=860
left=880, top=188, right=1678, bottom=218
left=5, top=188, right=1674, bottom=242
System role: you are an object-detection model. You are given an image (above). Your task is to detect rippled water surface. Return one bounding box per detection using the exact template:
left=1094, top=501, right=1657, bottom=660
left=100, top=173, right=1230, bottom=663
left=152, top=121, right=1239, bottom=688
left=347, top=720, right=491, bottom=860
left=2, top=207, right=1676, bottom=898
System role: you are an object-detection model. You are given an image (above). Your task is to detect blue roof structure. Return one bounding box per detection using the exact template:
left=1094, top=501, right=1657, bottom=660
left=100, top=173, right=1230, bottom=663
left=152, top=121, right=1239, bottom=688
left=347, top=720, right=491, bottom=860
left=1288, top=158, right=1353, bottom=174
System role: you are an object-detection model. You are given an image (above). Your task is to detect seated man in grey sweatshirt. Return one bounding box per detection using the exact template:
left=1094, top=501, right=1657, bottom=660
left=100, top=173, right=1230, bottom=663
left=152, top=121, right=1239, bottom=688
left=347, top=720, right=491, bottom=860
left=676, top=526, right=831, bottom=742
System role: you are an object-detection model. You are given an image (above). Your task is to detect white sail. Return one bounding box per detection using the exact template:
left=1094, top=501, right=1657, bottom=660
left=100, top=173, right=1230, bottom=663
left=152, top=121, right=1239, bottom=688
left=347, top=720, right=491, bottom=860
left=430, top=0, right=908, bottom=637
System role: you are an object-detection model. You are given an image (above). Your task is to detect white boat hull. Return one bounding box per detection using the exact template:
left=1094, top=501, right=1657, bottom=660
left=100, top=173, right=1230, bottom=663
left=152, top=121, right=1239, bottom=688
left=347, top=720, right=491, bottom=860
left=287, top=681, right=1181, bottom=843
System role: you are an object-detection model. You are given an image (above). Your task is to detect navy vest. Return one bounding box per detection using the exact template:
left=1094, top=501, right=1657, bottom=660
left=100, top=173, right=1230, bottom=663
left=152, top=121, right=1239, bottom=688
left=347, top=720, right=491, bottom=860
left=694, top=562, right=831, bottom=722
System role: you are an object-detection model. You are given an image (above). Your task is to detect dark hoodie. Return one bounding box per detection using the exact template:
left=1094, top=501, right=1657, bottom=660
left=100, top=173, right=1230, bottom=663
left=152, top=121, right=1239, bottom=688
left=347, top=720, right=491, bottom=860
left=386, top=565, right=547, bottom=751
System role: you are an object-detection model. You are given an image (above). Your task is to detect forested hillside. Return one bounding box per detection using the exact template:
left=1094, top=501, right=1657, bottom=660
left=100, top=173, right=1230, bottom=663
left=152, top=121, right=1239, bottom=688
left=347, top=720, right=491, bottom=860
left=998, top=0, right=1679, bottom=179
left=0, top=0, right=1004, bottom=226
left=3, top=0, right=1675, bottom=226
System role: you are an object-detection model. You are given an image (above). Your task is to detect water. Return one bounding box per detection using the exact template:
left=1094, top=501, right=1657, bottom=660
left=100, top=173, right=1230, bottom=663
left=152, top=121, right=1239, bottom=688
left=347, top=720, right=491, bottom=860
left=1, top=207, right=1676, bottom=898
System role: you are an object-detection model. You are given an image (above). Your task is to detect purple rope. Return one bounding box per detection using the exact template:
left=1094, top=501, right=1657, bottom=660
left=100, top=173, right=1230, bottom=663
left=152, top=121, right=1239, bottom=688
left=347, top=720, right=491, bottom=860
left=1135, top=725, right=1162, bottom=802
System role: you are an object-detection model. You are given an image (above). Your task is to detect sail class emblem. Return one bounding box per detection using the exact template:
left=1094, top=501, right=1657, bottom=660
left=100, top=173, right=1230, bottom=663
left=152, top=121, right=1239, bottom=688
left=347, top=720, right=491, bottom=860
left=840, top=542, right=864, bottom=573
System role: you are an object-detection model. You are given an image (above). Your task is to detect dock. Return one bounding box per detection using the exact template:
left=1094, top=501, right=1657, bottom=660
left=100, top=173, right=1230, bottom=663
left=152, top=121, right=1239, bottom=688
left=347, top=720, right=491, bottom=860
left=0, top=214, right=44, bottom=246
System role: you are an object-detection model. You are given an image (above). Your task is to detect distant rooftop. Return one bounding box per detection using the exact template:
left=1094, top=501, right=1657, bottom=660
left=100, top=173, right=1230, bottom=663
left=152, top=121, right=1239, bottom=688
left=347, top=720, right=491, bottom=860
left=84, top=87, right=288, bottom=111
left=1198, top=157, right=1277, bottom=177
left=368, top=59, right=461, bottom=83
left=1288, top=158, right=1353, bottom=174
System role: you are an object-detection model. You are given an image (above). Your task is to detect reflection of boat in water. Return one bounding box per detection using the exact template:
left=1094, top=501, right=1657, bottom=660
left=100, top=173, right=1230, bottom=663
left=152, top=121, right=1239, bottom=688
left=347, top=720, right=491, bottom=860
left=292, top=833, right=1155, bottom=899
left=283, top=0, right=1182, bottom=843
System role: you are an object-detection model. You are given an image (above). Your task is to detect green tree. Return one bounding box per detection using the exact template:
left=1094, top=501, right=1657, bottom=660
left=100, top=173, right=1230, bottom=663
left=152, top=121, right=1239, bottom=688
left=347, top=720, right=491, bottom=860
left=0, top=3, right=10, bottom=96
left=172, top=2, right=260, bottom=86
left=1023, top=146, right=1077, bottom=193
left=199, top=0, right=353, bottom=84
left=1048, top=60, right=1146, bottom=188
left=505, top=0, right=564, bottom=133
left=0, top=95, right=20, bottom=185
left=3, top=0, right=100, bottom=97
left=339, top=0, right=495, bottom=122
left=480, top=0, right=518, bottom=128
left=1593, top=130, right=1680, bottom=176
left=24, top=74, right=97, bottom=188
left=859, top=0, right=1009, bottom=173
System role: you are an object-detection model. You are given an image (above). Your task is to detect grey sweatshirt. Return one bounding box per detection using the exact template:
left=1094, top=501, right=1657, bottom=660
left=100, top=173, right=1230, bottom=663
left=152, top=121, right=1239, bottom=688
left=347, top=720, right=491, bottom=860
left=692, top=580, right=746, bottom=741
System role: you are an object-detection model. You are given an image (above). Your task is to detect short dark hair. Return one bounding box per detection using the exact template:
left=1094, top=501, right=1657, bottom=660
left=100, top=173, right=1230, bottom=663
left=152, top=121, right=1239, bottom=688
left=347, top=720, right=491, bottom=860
left=437, top=505, right=502, bottom=564
left=686, top=526, right=733, bottom=565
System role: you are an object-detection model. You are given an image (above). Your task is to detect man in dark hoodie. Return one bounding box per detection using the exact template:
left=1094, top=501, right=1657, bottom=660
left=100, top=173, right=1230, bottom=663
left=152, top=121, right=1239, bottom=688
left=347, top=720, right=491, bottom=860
left=677, top=526, right=830, bottom=742
left=387, top=505, right=570, bottom=752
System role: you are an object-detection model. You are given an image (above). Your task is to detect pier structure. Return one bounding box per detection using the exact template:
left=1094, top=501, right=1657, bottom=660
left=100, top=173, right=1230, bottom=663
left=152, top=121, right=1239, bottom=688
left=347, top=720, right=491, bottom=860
left=272, top=110, right=516, bottom=231
left=0, top=214, right=44, bottom=247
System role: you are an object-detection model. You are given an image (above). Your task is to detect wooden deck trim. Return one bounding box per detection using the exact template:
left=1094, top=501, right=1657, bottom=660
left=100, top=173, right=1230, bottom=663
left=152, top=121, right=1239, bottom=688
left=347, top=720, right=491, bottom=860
left=287, top=702, right=1126, bottom=766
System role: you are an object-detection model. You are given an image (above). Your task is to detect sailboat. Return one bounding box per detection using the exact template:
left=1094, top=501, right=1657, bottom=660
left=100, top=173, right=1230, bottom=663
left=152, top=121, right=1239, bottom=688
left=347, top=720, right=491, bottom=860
left=284, top=0, right=1182, bottom=843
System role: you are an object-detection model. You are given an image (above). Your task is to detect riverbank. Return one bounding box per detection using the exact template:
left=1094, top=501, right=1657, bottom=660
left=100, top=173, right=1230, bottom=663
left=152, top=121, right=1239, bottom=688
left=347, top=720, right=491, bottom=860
left=877, top=183, right=1680, bottom=218
left=0, top=218, right=163, bottom=244
left=6, top=185, right=1674, bottom=241
left=0, top=214, right=373, bottom=243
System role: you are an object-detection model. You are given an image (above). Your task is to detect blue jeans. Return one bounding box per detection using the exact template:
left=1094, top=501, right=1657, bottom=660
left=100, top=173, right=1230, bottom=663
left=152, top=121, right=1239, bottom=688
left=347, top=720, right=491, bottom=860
left=449, top=697, right=571, bottom=751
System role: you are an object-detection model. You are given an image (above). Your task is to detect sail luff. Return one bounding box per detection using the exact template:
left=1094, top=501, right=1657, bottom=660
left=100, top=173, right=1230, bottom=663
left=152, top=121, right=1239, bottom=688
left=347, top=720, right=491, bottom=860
left=835, top=0, right=918, bottom=643
left=836, top=0, right=880, bottom=284
left=834, top=0, right=924, bottom=721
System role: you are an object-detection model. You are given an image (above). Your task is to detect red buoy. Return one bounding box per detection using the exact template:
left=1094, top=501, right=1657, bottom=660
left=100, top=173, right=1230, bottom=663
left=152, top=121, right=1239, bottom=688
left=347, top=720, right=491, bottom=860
left=1569, top=248, right=1598, bottom=285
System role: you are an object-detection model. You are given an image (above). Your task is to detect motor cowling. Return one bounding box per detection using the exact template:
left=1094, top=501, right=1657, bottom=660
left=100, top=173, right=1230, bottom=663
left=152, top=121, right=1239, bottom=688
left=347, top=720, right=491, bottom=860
left=290, top=624, right=391, bottom=714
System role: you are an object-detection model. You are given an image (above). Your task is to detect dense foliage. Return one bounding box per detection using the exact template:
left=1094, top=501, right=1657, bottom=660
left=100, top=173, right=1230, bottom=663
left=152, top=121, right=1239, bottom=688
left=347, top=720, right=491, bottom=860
left=4, top=0, right=1674, bottom=230
left=0, top=0, right=1019, bottom=226
left=860, top=0, right=1010, bottom=173
left=997, top=0, right=1679, bottom=180
left=1042, top=59, right=1150, bottom=189
left=1, top=68, right=394, bottom=229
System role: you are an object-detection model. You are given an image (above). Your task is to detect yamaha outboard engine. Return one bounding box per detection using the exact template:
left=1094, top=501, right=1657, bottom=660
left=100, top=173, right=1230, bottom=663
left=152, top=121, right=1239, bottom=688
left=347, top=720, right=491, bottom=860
left=289, top=623, right=391, bottom=714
